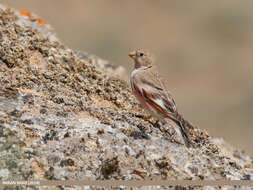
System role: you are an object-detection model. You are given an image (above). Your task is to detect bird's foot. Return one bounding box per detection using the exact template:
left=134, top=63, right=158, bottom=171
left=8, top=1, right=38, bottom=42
left=152, top=120, right=164, bottom=132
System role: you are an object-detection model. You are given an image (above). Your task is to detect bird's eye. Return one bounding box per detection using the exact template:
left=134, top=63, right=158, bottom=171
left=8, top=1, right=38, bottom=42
left=140, top=53, right=144, bottom=56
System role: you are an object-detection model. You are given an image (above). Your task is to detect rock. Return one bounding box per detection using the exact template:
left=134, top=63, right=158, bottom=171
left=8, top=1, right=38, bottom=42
left=0, top=4, right=252, bottom=190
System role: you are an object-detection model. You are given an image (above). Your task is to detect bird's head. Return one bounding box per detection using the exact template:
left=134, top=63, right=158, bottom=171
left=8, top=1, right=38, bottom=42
left=129, top=49, right=152, bottom=69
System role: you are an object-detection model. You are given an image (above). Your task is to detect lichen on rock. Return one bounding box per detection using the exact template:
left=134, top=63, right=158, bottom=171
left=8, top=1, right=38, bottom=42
left=0, top=4, right=252, bottom=190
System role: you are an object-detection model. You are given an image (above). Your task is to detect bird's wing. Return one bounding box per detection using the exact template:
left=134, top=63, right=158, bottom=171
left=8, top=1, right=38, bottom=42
left=136, top=68, right=178, bottom=115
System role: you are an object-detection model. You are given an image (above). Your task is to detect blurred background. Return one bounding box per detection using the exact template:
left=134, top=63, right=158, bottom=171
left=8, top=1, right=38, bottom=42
left=3, top=0, right=253, bottom=155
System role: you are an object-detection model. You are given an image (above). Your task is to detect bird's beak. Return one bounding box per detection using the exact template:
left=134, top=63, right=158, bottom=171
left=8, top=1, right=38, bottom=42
left=128, top=51, right=136, bottom=59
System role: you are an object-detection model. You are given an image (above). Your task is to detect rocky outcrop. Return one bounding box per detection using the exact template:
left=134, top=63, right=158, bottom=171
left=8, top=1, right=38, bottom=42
left=0, top=5, right=252, bottom=190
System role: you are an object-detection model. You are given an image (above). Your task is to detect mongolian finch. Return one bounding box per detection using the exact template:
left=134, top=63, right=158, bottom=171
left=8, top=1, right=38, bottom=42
left=129, top=49, right=194, bottom=147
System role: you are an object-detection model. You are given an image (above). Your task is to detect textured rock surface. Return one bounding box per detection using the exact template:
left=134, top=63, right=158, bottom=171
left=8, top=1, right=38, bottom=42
left=0, top=4, right=252, bottom=190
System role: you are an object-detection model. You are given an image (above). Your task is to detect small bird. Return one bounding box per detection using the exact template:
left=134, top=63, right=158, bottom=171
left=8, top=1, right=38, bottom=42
left=129, top=49, right=194, bottom=147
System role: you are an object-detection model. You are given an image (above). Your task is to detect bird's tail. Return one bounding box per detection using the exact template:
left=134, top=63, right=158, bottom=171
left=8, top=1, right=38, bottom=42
left=171, top=113, right=194, bottom=148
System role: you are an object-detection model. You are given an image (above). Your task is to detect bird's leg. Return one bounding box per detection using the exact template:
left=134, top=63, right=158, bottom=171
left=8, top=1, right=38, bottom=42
left=153, top=120, right=163, bottom=132
left=154, top=120, right=160, bottom=127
